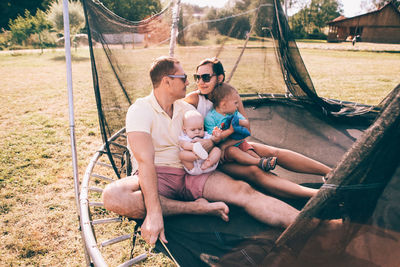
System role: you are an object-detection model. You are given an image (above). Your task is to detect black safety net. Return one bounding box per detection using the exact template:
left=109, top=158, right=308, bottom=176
left=81, top=0, right=400, bottom=265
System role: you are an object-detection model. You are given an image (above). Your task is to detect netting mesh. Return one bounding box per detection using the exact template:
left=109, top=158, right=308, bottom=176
left=83, top=0, right=378, bottom=177
left=81, top=0, right=400, bottom=265
left=217, top=85, right=400, bottom=267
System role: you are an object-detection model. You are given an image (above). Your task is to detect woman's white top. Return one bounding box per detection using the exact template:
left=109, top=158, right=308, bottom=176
left=197, top=93, right=214, bottom=118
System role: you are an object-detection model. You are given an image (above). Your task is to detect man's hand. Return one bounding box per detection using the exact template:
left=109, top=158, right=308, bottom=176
left=141, top=212, right=168, bottom=245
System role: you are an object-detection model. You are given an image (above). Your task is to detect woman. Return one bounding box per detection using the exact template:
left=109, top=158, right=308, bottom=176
left=184, top=57, right=332, bottom=198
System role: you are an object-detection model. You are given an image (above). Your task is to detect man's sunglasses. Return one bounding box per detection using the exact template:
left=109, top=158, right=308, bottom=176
left=167, top=74, right=187, bottom=82
left=193, top=73, right=216, bottom=83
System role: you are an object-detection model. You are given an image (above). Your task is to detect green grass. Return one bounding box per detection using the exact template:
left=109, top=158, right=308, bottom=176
left=300, top=48, right=400, bottom=104
left=0, top=43, right=399, bottom=266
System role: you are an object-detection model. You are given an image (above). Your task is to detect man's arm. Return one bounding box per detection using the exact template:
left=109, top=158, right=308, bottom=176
left=128, top=131, right=167, bottom=245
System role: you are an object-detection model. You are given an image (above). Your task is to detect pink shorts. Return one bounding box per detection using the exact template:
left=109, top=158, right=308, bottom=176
left=238, top=140, right=254, bottom=152
left=155, top=166, right=210, bottom=201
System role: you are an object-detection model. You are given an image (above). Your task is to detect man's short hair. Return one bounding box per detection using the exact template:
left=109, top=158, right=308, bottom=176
left=209, top=82, right=237, bottom=108
left=150, top=56, right=180, bottom=88
left=196, top=57, right=225, bottom=82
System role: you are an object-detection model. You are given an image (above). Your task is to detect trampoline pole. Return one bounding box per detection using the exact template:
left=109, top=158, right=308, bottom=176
left=62, top=0, right=91, bottom=265
left=169, top=0, right=181, bottom=57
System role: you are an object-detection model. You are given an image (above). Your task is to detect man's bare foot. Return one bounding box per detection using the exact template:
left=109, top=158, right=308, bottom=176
left=195, top=198, right=230, bottom=222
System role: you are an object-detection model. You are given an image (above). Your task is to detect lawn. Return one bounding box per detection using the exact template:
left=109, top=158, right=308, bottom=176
left=0, top=43, right=399, bottom=266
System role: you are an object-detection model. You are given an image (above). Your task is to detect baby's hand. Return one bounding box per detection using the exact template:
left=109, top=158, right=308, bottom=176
left=212, top=126, right=222, bottom=137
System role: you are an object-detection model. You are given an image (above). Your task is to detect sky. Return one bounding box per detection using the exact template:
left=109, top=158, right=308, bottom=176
left=181, top=0, right=368, bottom=17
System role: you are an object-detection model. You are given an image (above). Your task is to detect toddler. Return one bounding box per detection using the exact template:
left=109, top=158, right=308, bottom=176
left=204, top=83, right=277, bottom=172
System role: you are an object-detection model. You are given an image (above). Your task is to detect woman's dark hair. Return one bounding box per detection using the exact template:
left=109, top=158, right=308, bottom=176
left=196, top=57, right=225, bottom=82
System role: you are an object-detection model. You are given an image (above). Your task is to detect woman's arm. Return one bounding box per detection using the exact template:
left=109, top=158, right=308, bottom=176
left=238, top=118, right=250, bottom=131
left=235, top=90, right=248, bottom=119
left=184, top=91, right=199, bottom=108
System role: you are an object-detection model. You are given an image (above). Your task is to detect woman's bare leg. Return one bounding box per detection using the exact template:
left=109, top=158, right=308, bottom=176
left=220, top=163, right=318, bottom=198
left=249, top=142, right=332, bottom=176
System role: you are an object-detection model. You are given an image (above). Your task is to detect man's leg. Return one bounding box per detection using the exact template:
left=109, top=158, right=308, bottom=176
left=203, top=171, right=299, bottom=228
left=249, top=142, right=332, bottom=176
left=220, top=163, right=318, bottom=198
left=102, top=175, right=229, bottom=221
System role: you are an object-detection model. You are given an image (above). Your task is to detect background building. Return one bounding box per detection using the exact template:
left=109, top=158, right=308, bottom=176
left=327, top=2, right=400, bottom=43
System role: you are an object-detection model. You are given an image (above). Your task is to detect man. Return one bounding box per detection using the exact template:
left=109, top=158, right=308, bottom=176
left=102, top=56, right=299, bottom=246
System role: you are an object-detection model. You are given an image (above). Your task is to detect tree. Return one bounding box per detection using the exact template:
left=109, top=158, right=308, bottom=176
left=8, top=10, right=35, bottom=45
left=309, top=0, right=342, bottom=32
left=289, top=0, right=342, bottom=38
left=100, top=0, right=161, bottom=21
left=206, top=8, right=250, bottom=40
left=364, top=0, right=400, bottom=11
left=46, top=0, right=84, bottom=50
left=8, top=9, right=51, bottom=47
left=0, top=0, right=52, bottom=30
left=46, top=1, right=84, bottom=36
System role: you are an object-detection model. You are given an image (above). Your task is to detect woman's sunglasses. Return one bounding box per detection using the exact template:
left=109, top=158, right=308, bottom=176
left=167, top=74, right=187, bottom=82
left=193, top=73, right=216, bottom=83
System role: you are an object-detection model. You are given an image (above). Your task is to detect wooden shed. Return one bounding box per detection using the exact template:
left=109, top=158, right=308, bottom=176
left=327, top=2, right=400, bottom=43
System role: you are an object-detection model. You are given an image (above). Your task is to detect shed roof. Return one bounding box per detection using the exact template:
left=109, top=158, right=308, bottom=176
left=328, top=1, right=400, bottom=25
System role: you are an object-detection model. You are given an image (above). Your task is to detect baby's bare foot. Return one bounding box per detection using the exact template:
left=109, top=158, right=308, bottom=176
left=195, top=198, right=229, bottom=222
left=201, top=159, right=213, bottom=170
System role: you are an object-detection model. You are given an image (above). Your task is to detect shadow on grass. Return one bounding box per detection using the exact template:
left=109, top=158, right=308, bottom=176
left=51, top=54, right=89, bottom=62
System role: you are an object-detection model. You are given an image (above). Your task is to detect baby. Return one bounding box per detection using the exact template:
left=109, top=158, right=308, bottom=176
left=204, top=83, right=277, bottom=172
left=178, top=110, right=221, bottom=175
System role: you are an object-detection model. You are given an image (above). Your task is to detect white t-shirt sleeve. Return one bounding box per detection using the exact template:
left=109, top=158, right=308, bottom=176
left=126, top=99, right=153, bottom=134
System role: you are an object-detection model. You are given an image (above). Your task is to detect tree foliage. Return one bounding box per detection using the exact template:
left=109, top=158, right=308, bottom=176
left=8, top=9, right=51, bottom=45
left=46, top=0, right=85, bottom=36
left=207, top=9, right=250, bottom=39
left=364, top=0, right=400, bottom=11
left=289, top=0, right=342, bottom=38
left=100, top=0, right=162, bottom=21
left=205, top=0, right=252, bottom=40
left=0, top=0, right=52, bottom=30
